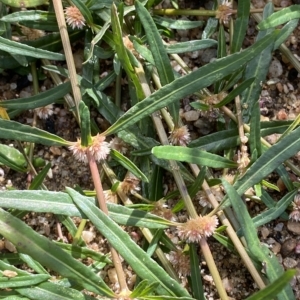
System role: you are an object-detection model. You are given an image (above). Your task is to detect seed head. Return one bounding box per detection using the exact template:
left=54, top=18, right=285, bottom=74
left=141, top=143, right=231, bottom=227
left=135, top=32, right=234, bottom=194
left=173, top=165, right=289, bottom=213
left=35, top=105, right=54, bottom=119
left=289, top=194, right=300, bottom=222
left=177, top=215, right=218, bottom=243
left=65, top=6, right=86, bottom=30
left=168, top=249, right=191, bottom=276
left=69, top=134, right=110, bottom=163
left=216, top=0, right=234, bottom=24
left=169, top=125, right=191, bottom=146
left=119, top=174, right=140, bottom=195
left=110, top=137, right=129, bottom=155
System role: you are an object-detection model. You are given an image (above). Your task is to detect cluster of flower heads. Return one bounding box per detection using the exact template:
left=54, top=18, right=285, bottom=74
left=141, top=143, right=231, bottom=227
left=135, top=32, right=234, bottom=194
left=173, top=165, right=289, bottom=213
left=289, top=194, right=300, bottom=222
left=65, top=6, right=86, bottom=30
left=177, top=215, right=219, bottom=243
left=168, top=248, right=191, bottom=276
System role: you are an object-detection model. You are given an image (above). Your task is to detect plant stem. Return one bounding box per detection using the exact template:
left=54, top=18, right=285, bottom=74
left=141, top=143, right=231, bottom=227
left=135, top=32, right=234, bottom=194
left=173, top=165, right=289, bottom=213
left=52, top=0, right=81, bottom=122
left=87, top=152, right=129, bottom=294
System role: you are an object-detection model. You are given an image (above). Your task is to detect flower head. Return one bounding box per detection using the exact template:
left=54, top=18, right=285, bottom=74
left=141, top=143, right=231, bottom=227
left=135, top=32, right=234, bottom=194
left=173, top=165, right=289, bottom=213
left=118, top=174, right=140, bottom=195
left=177, top=215, right=218, bottom=243
left=65, top=6, right=86, bottom=30
left=216, top=0, right=234, bottom=24
left=196, top=190, right=212, bottom=208
left=289, top=194, right=300, bottom=222
left=168, top=249, right=191, bottom=276
left=69, top=134, right=110, bottom=163
left=35, top=105, right=54, bottom=119
left=152, top=200, right=176, bottom=221
left=169, top=125, right=191, bottom=146
left=110, top=137, right=129, bottom=155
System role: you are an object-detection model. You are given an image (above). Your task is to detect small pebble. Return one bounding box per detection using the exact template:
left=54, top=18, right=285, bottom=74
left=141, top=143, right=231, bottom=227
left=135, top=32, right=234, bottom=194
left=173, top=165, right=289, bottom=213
left=274, top=222, right=284, bottom=231
left=283, top=257, right=298, bottom=269
left=183, top=110, right=200, bottom=121
left=268, top=59, right=283, bottom=78
left=281, top=238, right=296, bottom=257
left=287, top=220, right=300, bottom=235
left=5, top=240, right=16, bottom=252
left=107, top=268, right=118, bottom=284
left=82, top=230, right=95, bottom=244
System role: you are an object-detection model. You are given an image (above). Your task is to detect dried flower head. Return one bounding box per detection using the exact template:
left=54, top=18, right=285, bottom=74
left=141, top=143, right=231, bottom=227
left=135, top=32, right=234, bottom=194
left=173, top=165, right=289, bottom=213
left=169, top=125, right=191, bottom=146
left=152, top=200, right=176, bottom=221
left=196, top=190, right=212, bottom=208
left=35, top=105, right=54, bottom=119
left=168, top=249, right=191, bottom=276
left=110, top=137, right=129, bottom=155
left=177, top=215, right=218, bottom=243
left=119, top=174, right=140, bottom=195
left=216, top=0, right=234, bottom=24
left=69, top=134, right=110, bottom=163
left=21, top=26, right=45, bottom=40
left=65, top=6, right=86, bottom=30
left=289, top=194, right=300, bottom=222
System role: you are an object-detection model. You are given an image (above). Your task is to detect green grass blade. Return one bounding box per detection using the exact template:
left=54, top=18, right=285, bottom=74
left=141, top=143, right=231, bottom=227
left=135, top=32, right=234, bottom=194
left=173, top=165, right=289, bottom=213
left=135, top=1, right=179, bottom=125
left=29, top=163, right=51, bottom=190
left=0, top=36, right=64, bottom=60
left=0, top=274, right=50, bottom=289
left=245, top=270, right=296, bottom=300
left=152, top=15, right=203, bottom=30
left=110, top=149, right=148, bottom=182
left=0, top=208, right=114, bottom=297
left=152, top=146, right=237, bottom=168
left=165, top=39, right=217, bottom=54
left=0, top=82, right=71, bottom=110
left=233, top=125, right=300, bottom=196
left=249, top=102, right=262, bottom=160
left=231, top=0, right=250, bottom=53
left=257, top=5, right=300, bottom=30
left=273, top=19, right=298, bottom=50
left=0, top=119, right=69, bottom=146
left=67, top=188, right=191, bottom=298
left=0, top=144, right=27, bottom=173
left=104, top=31, right=277, bottom=135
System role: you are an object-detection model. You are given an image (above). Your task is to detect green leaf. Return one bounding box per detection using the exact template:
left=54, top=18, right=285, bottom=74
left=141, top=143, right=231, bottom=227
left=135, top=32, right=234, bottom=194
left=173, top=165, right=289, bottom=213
left=17, top=281, right=96, bottom=300
left=189, top=244, right=204, bottom=300
left=257, top=5, right=300, bottom=30
left=110, top=149, right=148, bottom=182
left=0, top=274, right=50, bottom=288
left=246, top=270, right=296, bottom=300
left=0, top=119, right=69, bottom=146
left=0, top=82, right=71, bottom=110
left=153, top=15, right=203, bottom=30
left=233, top=125, right=300, bottom=196
left=231, top=0, right=250, bottom=53
left=0, top=144, right=27, bottom=172
left=19, top=253, right=48, bottom=275
left=135, top=0, right=179, bottom=125
left=273, top=19, right=299, bottom=50
left=0, top=208, right=114, bottom=297
left=0, top=190, right=172, bottom=228
left=152, top=146, right=237, bottom=168
left=165, top=39, right=217, bottom=54
left=104, top=31, right=278, bottom=135
left=0, top=36, right=64, bottom=60
left=67, top=188, right=190, bottom=298
left=29, top=163, right=51, bottom=190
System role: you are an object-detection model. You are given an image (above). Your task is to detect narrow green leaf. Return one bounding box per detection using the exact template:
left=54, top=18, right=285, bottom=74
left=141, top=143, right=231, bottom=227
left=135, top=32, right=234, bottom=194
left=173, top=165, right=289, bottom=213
left=135, top=0, right=179, bottom=125
left=19, top=253, right=48, bottom=275
left=110, top=149, right=148, bottom=182
left=0, top=36, right=64, bottom=60
left=241, top=3, right=274, bottom=122
left=246, top=270, right=296, bottom=300
left=202, top=18, right=218, bottom=39
left=233, top=126, right=300, bottom=196
left=165, top=39, right=217, bottom=54
left=273, top=19, right=298, bottom=50
left=231, top=0, right=250, bottom=53
left=29, top=163, right=51, bottom=190
left=0, top=144, right=27, bottom=172
left=257, top=5, right=300, bottom=30
left=189, top=244, right=204, bottom=300
left=104, top=31, right=277, bottom=135
left=152, top=146, right=237, bottom=168
left=0, top=119, right=69, bottom=146
left=67, top=188, right=190, bottom=298
left=153, top=15, right=203, bottom=29
left=214, top=77, right=255, bottom=108
left=0, top=82, right=71, bottom=110
left=17, top=281, right=95, bottom=300
left=0, top=208, right=114, bottom=297
left=249, top=102, right=262, bottom=159
left=0, top=274, right=49, bottom=288
left=1, top=10, right=56, bottom=23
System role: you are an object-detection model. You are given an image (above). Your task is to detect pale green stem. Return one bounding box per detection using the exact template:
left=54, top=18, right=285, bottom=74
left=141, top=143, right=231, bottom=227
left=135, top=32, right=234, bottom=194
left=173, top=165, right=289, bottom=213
left=87, top=152, right=129, bottom=294
left=72, top=219, right=87, bottom=246
left=52, top=0, right=81, bottom=122
left=115, top=72, right=122, bottom=108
